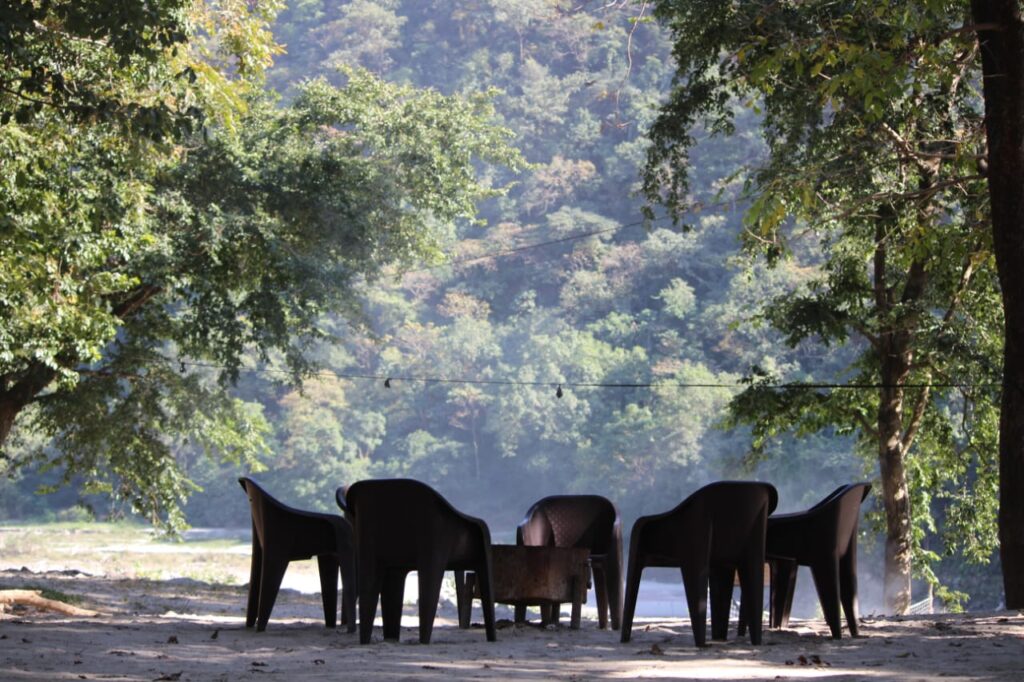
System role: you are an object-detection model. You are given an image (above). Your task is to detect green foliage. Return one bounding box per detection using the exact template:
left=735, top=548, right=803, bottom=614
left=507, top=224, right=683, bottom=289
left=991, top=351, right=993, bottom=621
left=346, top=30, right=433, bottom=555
left=647, top=0, right=1001, bottom=608
left=0, top=0, right=192, bottom=133
left=1, top=4, right=524, bottom=532
left=657, top=278, right=696, bottom=320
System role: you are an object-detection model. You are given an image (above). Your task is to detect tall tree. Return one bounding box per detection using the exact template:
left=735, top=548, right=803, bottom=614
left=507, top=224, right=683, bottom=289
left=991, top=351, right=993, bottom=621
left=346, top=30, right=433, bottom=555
left=970, top=0, right=1024, bottom=609
left=1, top=0, right=283, bottom=448
left=645, top=0, right=1002, bottom=612
left=0, top=1, right=522, bottom=529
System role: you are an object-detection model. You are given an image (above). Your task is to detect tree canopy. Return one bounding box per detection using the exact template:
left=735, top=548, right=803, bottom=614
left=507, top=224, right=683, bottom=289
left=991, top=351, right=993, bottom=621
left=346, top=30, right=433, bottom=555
left=1, top=1, right=522, bottom=530
left=644, top=0, right=1002, bottom=612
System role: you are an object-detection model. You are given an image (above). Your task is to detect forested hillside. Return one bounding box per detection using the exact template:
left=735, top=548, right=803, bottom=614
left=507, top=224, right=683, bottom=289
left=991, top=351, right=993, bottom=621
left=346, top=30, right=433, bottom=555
left=220, top=0, right=852, bottom=523
left=1, top=1, right=1001, bottom=608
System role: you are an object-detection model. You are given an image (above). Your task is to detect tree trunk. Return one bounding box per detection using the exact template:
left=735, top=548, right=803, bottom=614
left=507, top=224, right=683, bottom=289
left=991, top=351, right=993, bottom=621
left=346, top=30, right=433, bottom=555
left=872, top=217, right=921, bottom=614
left=877, top=309, right=916, bottom=614
left=0, top=366, right=56, bottom=449
left=971, top=0, right=1024, bottom=609
left=878, top=376, right=913, bottom=614
left=0, top=398, right=18, bottom=447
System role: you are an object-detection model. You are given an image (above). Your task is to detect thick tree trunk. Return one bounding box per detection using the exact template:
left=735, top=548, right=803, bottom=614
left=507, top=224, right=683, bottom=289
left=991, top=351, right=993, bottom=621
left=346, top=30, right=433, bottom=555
left=878, top=378, right=913, bottom=614
left=871, top=218, right=923, bottom=615
left=972, top=0, right=1024, bottom=609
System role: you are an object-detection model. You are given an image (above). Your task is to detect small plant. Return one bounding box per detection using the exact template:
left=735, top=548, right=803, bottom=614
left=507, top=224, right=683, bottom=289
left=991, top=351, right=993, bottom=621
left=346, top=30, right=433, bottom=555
left=20, top=585, right=84, bottom=605
left=54, top=506, right=95, bottom=524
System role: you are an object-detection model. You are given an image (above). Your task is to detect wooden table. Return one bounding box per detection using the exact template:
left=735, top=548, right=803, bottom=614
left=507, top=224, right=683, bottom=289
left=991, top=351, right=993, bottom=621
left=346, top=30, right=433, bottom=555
left=465, top=545, right=590, bottom=629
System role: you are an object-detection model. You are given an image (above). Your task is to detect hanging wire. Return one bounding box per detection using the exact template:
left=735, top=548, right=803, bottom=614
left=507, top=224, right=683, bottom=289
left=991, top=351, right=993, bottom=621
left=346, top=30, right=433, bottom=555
left=176, top=361, right=996, bottom=392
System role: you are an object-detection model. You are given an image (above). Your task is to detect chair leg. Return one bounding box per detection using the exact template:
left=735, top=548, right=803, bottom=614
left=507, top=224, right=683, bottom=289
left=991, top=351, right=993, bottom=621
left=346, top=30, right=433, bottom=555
left=839, top=547, right=860, bottom=637
left=357, top=560, right=381, bottom=644
left=619, top=559, right=642, bottom=643
left=340, top=554, right=357, bottom=633
left=680, top=562, right=710, bottom=647
left=381, top=570, right=407, bottom=642
left=416, top=562, right=446, bottom=644
left=245, top=534, right=263, bottom=628
left=255, top=555, right=289, bottom=632
left=606, top=555, right=624, bottom=631
left=771, top=559, right=798, bottom=629
left=737, top=566, right=752, bottom=638
left=570, top=575, right=582, bottom=630
left=317, top=554, right=339, bottom=628
left=593, top=564, right=609, bottom=629
left=709, top=567, right=734, bottom=641
left=809, top=556, right=843, bottom=639
left=475, top=562, right=497, bottom=642
left=737, top=555, right=766, bottom=645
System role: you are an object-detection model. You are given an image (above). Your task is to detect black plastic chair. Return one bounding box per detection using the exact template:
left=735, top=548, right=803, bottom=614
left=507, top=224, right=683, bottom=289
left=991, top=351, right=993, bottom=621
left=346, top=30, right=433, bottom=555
left=343, top=478, right=496, bottom=644
left=239, top=477, right=356, bottom=632
left=620, top=481, right=778, bottom=647
left=764, top=482, right=871, bottom=638
left=513, top=494, right=623, bottom=630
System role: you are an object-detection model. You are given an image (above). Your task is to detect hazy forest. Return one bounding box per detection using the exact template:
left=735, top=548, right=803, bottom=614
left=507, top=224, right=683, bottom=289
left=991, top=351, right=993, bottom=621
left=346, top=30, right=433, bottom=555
left=0, top=1, right=1008, bottom=613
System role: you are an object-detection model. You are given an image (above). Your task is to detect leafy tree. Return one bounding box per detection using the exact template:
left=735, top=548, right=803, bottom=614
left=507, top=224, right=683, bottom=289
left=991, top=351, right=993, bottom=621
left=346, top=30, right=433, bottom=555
left=645, top=0, right=1001, bottom=612
left=316, top=0, right=407, bottom=75
left=0, top=0, right=192, bottom=131
left=2, top=36, right=522, bottom=531
left=272, top=375, right=381, bottom=507
left=574, top=360, right=744, bottom=521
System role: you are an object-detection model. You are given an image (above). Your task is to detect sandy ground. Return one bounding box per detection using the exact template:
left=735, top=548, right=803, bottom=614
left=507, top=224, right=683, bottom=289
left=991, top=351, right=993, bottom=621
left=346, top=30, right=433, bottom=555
left=1, top=568, right=1022, bottom=681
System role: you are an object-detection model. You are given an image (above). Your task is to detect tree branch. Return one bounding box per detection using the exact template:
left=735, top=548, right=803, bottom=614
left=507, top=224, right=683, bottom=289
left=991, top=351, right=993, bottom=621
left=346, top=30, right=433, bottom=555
left=0, top=589, right=100, bottom=617
left=880, top=121, right=941, bottom=179
left=851, top=321, right=882, bottom=350
left=852, top=407, right=880, bottom=440
left=902, top=376, right=932, bottom=454
left=110, top=284, right=163, bottom=320
left=942, top=249, right=981, bottom=325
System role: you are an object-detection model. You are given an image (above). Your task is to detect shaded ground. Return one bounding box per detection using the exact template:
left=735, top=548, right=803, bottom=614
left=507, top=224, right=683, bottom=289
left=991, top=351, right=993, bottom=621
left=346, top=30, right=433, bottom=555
left=1, top=568, right=1022, bottom=681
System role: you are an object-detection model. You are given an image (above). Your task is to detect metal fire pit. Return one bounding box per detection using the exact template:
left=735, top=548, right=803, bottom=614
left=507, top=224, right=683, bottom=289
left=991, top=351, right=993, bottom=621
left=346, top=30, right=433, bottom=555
left=483, top=544, right=590, bottom=629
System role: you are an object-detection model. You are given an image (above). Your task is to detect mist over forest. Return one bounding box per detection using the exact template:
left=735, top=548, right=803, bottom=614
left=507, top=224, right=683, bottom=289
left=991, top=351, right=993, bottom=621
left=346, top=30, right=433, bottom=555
left=0, top=1, right=1003, bottom=611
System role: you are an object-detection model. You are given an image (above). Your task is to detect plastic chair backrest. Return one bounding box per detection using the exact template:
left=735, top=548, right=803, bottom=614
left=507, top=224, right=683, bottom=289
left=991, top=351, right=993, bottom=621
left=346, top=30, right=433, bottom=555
left=518, top=495, right=618, bottom=553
